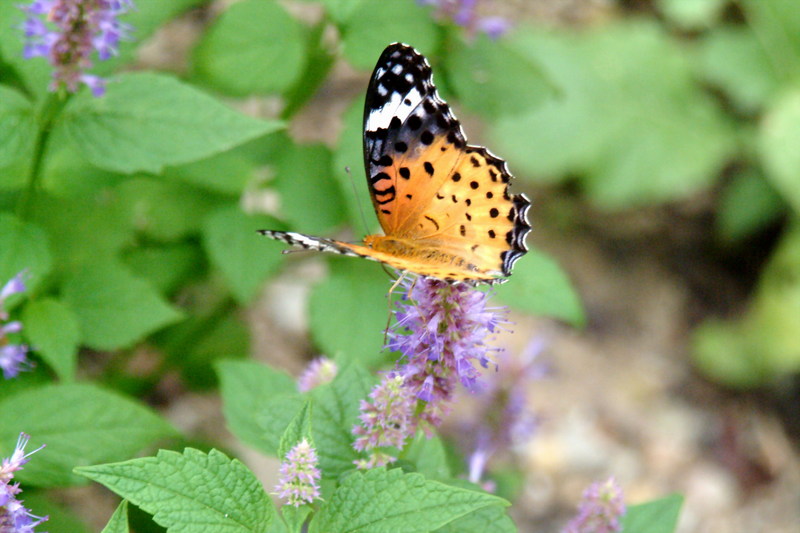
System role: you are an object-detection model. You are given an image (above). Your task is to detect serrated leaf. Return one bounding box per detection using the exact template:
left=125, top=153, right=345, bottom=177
left=759, top=88, right=800, bottom=214
left=310, top=468, right=508, bottom=533
left=434, top=501, right=516, bottom=533
left=309, top=362, right=374, bottom=476
left=341, top=0, right=437, bottom=70
left=59, top=72, right=283, bottom=174
left=22, top=298, right=80, bottom=381
left=0, top=85, right=36, bottom=168
left=61, top=260, right=183, bottom=350
left=0, top=383, right=177, bottom=487
left=101, top=500, right=129, bottom=533
left=0, top=212, right=52, bottom=294
left=192, top=0, right=304, bottom=96
left=278, top=402, right=313, bottom=458
left=309, top=257, right=393, bottom=366
left=217, top=360, right=303, bottom=454
left=445, top=35, right=552, bottom=118
left=77, top=448, right=275, bottom=533
left=621, top=493, right=684, bottom=533
left=202, top=205, right=287, bottom=303
left=495, top=248, right=584, bottom=326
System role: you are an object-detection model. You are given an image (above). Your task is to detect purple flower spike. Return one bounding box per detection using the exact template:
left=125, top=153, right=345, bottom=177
left=274, top=439, right=321, bottom=507
left=0, top=433, right=48, bottom=532
left=563, top=477, right=626, bottom=533
left=18, top=0, right=135, bottom=96
left=0, top=272, right=32, bottom=380
left=417, top=0, right=511, bottom=39
left=297, top=357, right=338, bottom=393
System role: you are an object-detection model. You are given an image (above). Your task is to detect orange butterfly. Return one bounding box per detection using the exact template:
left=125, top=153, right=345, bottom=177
left=260, top=43, right=530, bottom=284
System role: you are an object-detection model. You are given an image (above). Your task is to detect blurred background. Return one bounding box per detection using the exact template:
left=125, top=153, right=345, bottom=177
left=4, top=0, right=799, bottom=531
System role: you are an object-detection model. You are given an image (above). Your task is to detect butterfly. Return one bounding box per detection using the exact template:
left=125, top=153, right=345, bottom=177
left=260, top=43, right=531, bottom=284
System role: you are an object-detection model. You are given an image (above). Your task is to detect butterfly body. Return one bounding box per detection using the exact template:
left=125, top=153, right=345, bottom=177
left=260, top=43, right=531, bottom=285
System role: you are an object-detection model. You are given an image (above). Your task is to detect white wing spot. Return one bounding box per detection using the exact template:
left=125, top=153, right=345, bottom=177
left=366, top=87, right=423, bottom=131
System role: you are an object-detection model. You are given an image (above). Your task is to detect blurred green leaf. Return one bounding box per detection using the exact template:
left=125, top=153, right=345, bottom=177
left=101, top=500, right=129, bottom=533
left=0, top=3, right=51, bottom=101
left=77, top=448, right=275, bottom=533
left=740, top=0, right=800, bottom=79
left=716, top=169, right=785, bottom=242
left=699, top=26, right=779, bottom=112
left=341, top=0, right=437, bottom=70
left=20, top=491, right=93, bottom=533
left=402, top=433, right=451, bottom=481
left=60, top=72, right=283, bottom=174
left=192, top=0, right=305, bottom=96
left=309, top=257, right=393, bottom=366
left=658, top=0, right=725, bottom=29
left=621, top=493, right=684, bottom=533
left=0, top=212, right=52, bottom=293
left=445, top=34, right=552, bottom=118
left=123, top=243, right=203, bottom=295
left=0, top=85, right=36, bottom=168
left=0, top=383, right=177, bottom=486
left=163, top=148, right=257, bottom=196
left=495, top=247, right=584, bottom=326
left=309, top=362, right=373, bottom=476
left=281, top=21, right=337, bottom=119
left=333, top=97, right=379, bottom=232
left=41, top=135, right=126, bottom=197
left=315, top=0, right=368, bottom=25
left=202, top=205, right=286, bottom=303
left=116, top=177, right=222, bottom=241
left=278, top=401, right=313, bottom=459
left=273, top=142, right=347, bottom=235
left=759, top=88, right=800, bottom=214
left=491, top=21, right=736, bottom=209
left=22, top=298, right=80, bottom=381
left=175, top=313, right=250, bottom=390
left=217, top=360, right=303, bottom=454
left=61, top=259, right=183, bottom=350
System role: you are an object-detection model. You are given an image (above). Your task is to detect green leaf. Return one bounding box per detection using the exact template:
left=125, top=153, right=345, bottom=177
left=310, top=468, right=508, bottom=533
left=495, top=247, right=584, bottom=326
left=740, top=0, right=800, bottom=78
left=273, top=142, right=347, bottom=235
left=164, top=148, right=258, bottom=195
left=101, top=500, right=129, bottom=533
left=0, top=4, right=52, bottom=101
left=759, top=88, right=800, bottom=214
left=192, top=0, right=305, bottom=96
left=59, top=72, right=283, bottom=174
left=445, top=35, right=552, bottom=118
left=281, top=21, right=337, bottom=119
left=716, top=169, right=785, bottom=242
left=491, top=21, right=736, bottom=208
left=0, top=383, right=177, bottom=486
left=40, top=136, right=126, bottom=197
left=401, top=433, right=451, bottom=481
left=123, top=243, right=203, bottom=295
left=309, top=257, right=393, bottom=366
left=282, top=505, right=312, bottom=533
left=77, top=448, right=275, bottom=533
left=698, top=27, right=779, bottom=112
left=116, top=177, right=223, bottom=241
left=216, top=360, right=303, bottom=454
left=0, top=85, right=36, bottom=168
left=341, top=0, right=437, bottom=70
left=202, top=205, right=287, bottom=303
left=309, top=362, right=374, bottom=476
left=19, top=491, right=93, bottom=533
left=434, top=500, right=516, bottom=533
left=278, top=402, right=313, bottom=458
left=621, top=493, right=684, bottom=533
left=61, top=260, right=183, bottom=350
left=315, top=0, right=368, bottom=25
left=22, top=298, right=80, bottom=381
left=658, top=0, right=725, bottom=29
left=0, top=212, right=52, bottom=293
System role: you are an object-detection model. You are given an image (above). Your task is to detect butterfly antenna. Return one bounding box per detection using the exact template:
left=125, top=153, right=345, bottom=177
left=345, top=165, right=372, bottom=236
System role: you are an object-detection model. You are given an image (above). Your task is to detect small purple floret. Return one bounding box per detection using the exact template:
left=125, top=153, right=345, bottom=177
left=0, top=433, right=48, bottom=532
left=563, top=477, right=626, bottom=533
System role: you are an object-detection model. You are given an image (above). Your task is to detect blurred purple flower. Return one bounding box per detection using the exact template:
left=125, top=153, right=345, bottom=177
left=0, top=433, right=48, bottom=532
left=0, top=272, right=32, bottom=380
left=418, top=0, right=511, bottom=39
left=464, top=337, right=546, bottom=484
left=563, top=477, right=626, bottom=533
left=274, top=439, right=321, bottom=507
left=18, top=0, right=134, bottom=96
left=297, top=357, right=338, bottom=393
left=352, top=373, right=417, bottom=469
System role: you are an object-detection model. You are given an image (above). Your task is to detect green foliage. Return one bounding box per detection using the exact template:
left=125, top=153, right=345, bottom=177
left=0, top=85, right=35, bottom=167
left=101, top=500, right=130, bottom=533
left=22, top=298, right=80, bottom=381
left=621, top=493, right=684, bottom=533
left=0, top=213, right=52, bottom=291
left=759, top=89, right=800, bottom=214
left=0, top=383, right=176, bottom=486
left=77, top=448, right=276, bottom=533
left=309, top=468, right=508, bottom=533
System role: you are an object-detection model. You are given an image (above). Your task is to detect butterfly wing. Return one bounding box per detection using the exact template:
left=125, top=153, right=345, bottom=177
left=363, top=43, right=531, bottom=281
